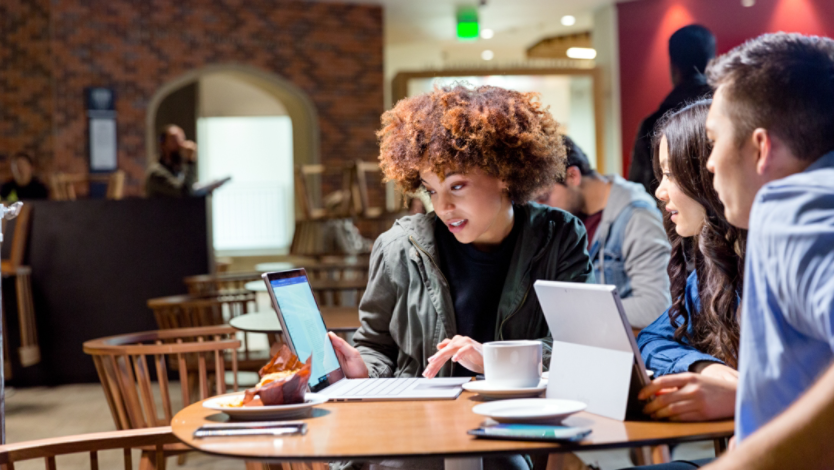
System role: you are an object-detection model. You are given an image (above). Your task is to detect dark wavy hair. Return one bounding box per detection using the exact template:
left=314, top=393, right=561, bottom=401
left=652, top=99, right=746, bottom=369
left=377, top=84, right=566, bottom=203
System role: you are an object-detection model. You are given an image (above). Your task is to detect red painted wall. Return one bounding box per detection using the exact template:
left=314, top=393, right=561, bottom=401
left=617, top=0, right=834, bottom=175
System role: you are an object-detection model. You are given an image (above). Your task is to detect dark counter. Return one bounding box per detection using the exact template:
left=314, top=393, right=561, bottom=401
left=7, top=197, right=210, bottom=386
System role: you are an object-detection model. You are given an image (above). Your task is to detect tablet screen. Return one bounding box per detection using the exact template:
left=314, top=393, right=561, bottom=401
left=269, top=275, right=342, bottom=390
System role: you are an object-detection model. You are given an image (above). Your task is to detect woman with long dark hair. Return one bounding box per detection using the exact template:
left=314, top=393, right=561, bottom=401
left=635, top=99, right=746, bottom=422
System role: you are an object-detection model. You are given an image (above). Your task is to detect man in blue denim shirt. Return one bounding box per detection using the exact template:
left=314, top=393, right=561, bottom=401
left=535, top=137, right=671, bottom=329
left=700, top=33, right=834, bottom=470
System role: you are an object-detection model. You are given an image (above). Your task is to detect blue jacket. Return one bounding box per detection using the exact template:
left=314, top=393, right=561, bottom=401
left=637, top=270, right=725, bottom=376
left=589, top=175, right=671, bottom=328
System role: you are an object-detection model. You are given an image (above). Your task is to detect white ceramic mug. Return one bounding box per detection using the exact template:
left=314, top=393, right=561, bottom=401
left=482, top=340, right=543, bottom=388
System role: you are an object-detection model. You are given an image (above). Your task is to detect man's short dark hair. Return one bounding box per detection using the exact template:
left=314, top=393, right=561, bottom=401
left=707, top=32, right=834, bottom=161
left=12, top=152, right=34, bottom=165
left=158, top=124, right=179, bottom=145
left=670, top=25, right=716, bottom=77
left=563, top=136, right=593, bottom=177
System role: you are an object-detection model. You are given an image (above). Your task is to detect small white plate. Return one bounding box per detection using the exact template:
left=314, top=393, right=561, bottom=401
left=463, top=380, right=547, bottom=399
left=204, top=392, right=328, bottom=421
left=472, top=398, right=586, bottom=423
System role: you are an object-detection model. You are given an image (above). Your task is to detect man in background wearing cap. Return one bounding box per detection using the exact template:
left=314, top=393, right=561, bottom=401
left=535, top=137, right=671, bottom=329
left=628, top=24, right=716, bottom=195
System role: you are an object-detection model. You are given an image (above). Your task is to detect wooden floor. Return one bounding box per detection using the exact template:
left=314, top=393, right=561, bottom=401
left=5, top=384, right=715, bottom=470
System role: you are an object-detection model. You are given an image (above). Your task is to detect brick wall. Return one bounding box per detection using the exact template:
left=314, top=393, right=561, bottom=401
left=0, top=0, right=383, bottom=196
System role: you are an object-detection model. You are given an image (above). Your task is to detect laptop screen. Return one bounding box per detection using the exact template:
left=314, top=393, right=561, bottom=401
left=269, top=274, right=343, bottom=391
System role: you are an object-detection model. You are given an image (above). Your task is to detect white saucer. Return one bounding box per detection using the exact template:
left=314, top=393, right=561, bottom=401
left=204, top=392, right=328, bottom=421
left=463, top=380, right=547, bottom=399
left=472, top=398, right=586, bottom=423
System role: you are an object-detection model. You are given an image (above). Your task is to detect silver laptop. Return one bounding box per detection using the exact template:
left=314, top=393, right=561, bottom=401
left=533, top=280, right=652, bottom=419
left=262, top=269, right=469, bottom=401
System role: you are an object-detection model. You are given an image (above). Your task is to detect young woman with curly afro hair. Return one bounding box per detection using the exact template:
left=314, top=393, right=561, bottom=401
left=329, top=86, right=594, bottom=464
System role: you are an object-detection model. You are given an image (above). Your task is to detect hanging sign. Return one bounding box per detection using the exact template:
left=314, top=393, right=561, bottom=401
left=85, top=87, right=118, bottom=172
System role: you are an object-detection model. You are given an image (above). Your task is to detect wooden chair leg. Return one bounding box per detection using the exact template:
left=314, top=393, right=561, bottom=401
left=632, top=446, right=653, bottom=466
left=545, top=453, right=589, bottom=470
left=245, top=461, right=267, bottom=470
left=139, top=451, right=156, bottom=470
left=714, top=437, right=729, bottom=456
left=651, top=445, right=671, bottom=464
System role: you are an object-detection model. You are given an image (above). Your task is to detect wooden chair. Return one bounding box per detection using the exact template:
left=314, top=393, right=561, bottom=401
left=147, top=293, right=257, bottom=330
left=50, top=171, right=126, bottom=200
left=146, top=293, right=267, bottom=370
left=294, top=164, right=353, bottom=221
left=183, top=272, right=262, bottom=297
left=305, top=263, right=369, bottom=284
left=0, top=204, right=39, bottom=372
left=310, top=278, right=367, bottom=309
left=82, top=326, right=241, bottom=468
left=0, top=427, right=179, bottom=470
left=0, top=426, right=327, bottom=470
left=351, top=160, right=387, bottom=218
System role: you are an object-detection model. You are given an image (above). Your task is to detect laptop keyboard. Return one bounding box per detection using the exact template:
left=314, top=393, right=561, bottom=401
left=338, top=378, right=418, bottom=397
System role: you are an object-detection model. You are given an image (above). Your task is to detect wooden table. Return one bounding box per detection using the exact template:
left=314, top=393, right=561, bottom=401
left=245, top=280, right=268, bottom=292
left=229, top=309, right=361, bottom=334
left=172, top=391, right=733, bottom=468
left=255, top=262, right=297, bottom=273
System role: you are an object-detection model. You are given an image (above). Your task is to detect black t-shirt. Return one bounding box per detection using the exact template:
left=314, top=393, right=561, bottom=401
left=0, top=178, right=49, bottom=201
left=435, top=215, right=521, bottom=376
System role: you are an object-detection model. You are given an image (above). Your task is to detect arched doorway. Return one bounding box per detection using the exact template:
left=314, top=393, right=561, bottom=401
left=146, top=65, right=319, bottom=255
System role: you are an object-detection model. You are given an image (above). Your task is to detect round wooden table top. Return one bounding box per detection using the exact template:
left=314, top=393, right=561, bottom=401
left=172, top=392, right=733, bottom=462
left=229, top=308, right=360, bottom=334
left=244, top=281, right=268, bottom=292
left=255, top=262, right=297, bottom=273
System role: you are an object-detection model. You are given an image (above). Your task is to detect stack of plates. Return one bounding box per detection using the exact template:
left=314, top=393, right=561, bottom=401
left=472, top=398, right=586, bottom=423
left=462, top=379, right=548, bottom=399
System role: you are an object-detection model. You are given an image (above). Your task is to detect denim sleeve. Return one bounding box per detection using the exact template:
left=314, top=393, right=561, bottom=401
left=637, top=308, right=724, bottom=377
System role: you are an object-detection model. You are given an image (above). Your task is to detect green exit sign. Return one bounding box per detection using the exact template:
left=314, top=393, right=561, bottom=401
left=457, top=6, right=479, bottom=41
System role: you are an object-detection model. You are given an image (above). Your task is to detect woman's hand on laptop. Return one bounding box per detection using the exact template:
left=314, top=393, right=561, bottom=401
left=328, top=332, right=369, bottom=379
left=422, top=335, right=484, bottom=379
left=638, top=372, right=737, bottom=421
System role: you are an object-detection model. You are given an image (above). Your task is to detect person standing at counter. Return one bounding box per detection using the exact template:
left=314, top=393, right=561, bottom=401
left=145, top=124, right=198, bottom=198
left=1, top=152, right=49, bottom=201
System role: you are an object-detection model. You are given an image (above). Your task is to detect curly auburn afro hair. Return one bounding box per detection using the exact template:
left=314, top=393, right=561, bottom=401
left=377, top=84, right=566, bottom=203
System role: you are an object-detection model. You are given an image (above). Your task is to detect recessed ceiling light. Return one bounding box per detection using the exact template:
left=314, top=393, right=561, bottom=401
left=741, top=0, right=755, bottom=6
left=566, top=47, right=597, bottom=60
left=481, top=50, right=495, bottom=61
left=561, top=15, right=576, bottom=26
left=481, top=28, right=494, bottom=39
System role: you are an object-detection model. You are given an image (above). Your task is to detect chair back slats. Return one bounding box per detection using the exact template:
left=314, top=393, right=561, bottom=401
left=231, top=349, right=239, bottom=392
left=45, top=456, right=56, bottom=470
left=153, top=346, right=174, bottom=425
left=176, top=339, right=190, bottom=409
left=83, top=328, right=240, bottom=431
left=197, top=337, right=209, bottom=401
left=115, top=355, right=146, bottom=429
left=214, top=338, right=226, bottom=395
left=89, top=450, right=98, bottom=470
left=133, top=355, right=158, bottom=427
left=91, top=355, right=129, bottom=431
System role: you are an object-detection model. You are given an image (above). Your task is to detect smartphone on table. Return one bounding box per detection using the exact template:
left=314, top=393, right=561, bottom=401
left=468, top=423, right=591, bottom=442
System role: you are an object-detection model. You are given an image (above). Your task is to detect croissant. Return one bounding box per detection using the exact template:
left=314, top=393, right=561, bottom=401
left=241, top=345, right=312, bottom=406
